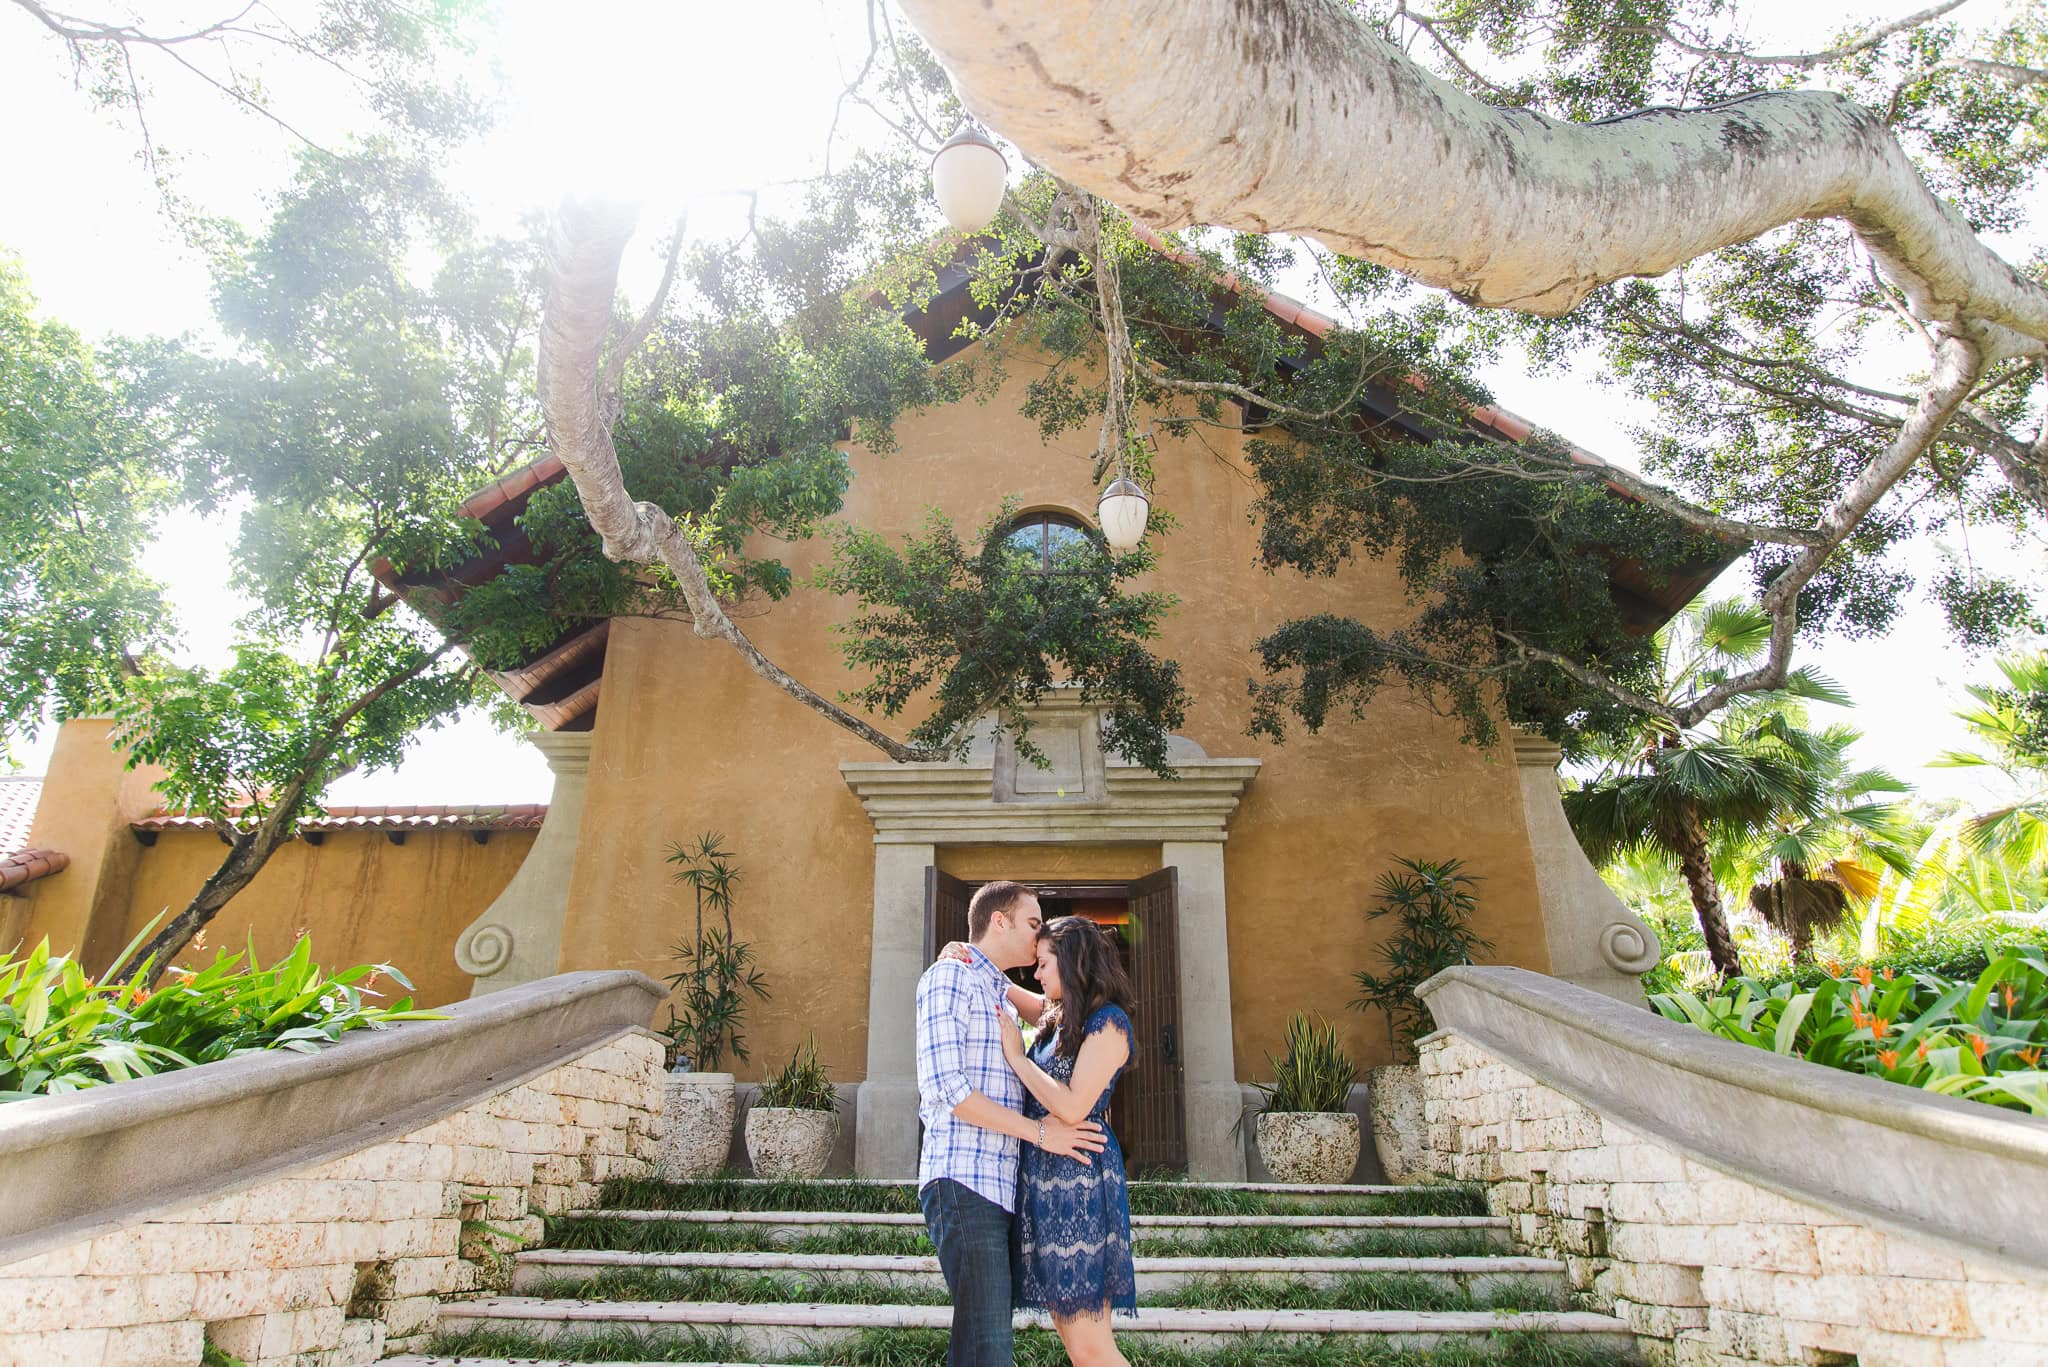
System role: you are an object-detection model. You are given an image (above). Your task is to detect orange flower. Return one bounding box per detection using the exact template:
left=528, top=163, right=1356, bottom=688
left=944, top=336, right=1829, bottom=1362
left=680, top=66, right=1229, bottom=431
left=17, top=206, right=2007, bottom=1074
left=1917, top=1042, right=1930, bottom=1061
left=1870, top=1016, right=1892, bottom=1040
left=1880, top=968, right=1894, bottom=982
left=1876, top=1049, right=1899, bottom=1069
left=1970, top=1034, right=1991, bottom=1061
left=1855, top=966, right=1874, bottom=988
left=1823, top=958, right=1844, bottom=976
left=2018, top=1047, right=2042, bottom=1067
left=2002, top=983, right=2019, bottom=1011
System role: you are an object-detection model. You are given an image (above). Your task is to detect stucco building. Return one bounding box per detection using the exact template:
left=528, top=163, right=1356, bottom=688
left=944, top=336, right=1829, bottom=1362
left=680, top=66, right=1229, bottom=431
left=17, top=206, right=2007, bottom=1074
left=4, top=264, right=1697, bottom=1179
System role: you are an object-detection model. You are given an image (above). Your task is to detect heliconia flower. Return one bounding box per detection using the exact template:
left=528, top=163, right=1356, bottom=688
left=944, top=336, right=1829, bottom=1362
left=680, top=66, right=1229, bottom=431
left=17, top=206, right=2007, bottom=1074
left=2018, top=1047, right=2042, bottom=1067
left=1877, top=1049, right=1899, bottom=1069
left=1970, top=1034, right=1991, bottom=1061
left=2002, top=983, right=2018, bottom=1010
left=1823, top=958, right=1843, bottom=976
left=1855, top=966, right=1873, bottom=987
left=1917, top=1042, right=1930, bottom=1061
left=1870, top=1016, right=1891, bottom=1040
left=1880, top=968, right=1894, bottom=981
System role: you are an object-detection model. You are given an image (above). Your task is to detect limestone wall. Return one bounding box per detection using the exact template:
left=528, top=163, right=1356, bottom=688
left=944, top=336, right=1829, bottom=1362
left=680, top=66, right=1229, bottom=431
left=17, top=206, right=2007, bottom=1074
left=0, top=1030, right=664, bottom=1367
left=1421, top=1030, right=2048, bottom=1366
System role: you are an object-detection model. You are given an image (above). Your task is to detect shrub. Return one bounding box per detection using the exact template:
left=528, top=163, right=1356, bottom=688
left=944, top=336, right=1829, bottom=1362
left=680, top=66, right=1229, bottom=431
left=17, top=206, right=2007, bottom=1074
left=1650, top=949, right=2048, bottom=1115
left=1255, top=1012, right=1357, bottom=1114
left=1349, top=857, right=1492, bottom=1059
left=758, top=1034, right=837, bottom=1112
left=0, top=928, right=441, bottom=1101
left=664, top=832, right=768, bottom=1072
left=1640, top=905, right=2048, bottom=997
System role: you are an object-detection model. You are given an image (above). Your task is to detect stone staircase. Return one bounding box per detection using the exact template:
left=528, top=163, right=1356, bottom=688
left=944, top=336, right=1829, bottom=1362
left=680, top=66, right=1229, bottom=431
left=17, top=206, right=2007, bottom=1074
left=382, top=1176, right=1640, bottom=1365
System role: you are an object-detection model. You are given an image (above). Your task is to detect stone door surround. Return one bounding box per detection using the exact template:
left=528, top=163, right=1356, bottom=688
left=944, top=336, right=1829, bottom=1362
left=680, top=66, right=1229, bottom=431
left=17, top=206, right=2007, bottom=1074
left=842, top=698, right=1258, bottom=1180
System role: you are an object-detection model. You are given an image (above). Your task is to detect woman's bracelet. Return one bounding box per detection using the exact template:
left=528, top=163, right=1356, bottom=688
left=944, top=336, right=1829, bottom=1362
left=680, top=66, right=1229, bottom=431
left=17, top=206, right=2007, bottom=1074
left=1037, top=1119, right=1046, bottom=1148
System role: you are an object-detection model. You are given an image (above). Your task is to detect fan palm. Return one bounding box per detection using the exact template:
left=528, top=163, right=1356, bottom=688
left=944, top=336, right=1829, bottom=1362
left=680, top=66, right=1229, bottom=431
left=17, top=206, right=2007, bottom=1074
left=1567, top=728, right=1820, bottom=978
left=1933, top=651, right=2048, bottom=870
left=1565, top=598, right=1849, bottom=978
left=1733, top=721, right=1913, bottom=962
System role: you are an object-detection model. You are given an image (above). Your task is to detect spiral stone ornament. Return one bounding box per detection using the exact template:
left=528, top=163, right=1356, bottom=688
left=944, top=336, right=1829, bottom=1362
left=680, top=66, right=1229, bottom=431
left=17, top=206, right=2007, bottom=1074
left=1598, top=920, right=1662, bottom=975
left=456, top=923, right=515, bottom=978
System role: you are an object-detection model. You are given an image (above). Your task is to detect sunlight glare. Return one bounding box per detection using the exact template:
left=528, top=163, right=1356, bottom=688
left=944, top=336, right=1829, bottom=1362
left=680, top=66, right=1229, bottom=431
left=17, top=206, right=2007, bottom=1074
left=493, top=1, right=855, bottom=215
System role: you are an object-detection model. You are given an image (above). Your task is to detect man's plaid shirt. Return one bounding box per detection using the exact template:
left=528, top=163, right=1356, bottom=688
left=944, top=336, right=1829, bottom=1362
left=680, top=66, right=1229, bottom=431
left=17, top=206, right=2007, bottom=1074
left=915, top=943, right=1026, bottom=1211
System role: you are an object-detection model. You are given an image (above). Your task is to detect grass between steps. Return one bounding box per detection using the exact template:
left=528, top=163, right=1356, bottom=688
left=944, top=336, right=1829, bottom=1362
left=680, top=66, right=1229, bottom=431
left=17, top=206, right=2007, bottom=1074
left=546, top=1215, right=1502, bottom=1260
left=429, top=1325, right=1632, bottom=1366
left=515, top=1267, right=1569, bottom=1313
left=594, top=1176, right=1487, bottom=1218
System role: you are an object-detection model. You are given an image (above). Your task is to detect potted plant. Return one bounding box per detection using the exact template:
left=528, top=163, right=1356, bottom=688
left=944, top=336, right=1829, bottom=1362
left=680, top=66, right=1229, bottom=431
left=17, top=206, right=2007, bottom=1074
left=1252, top=1012, right=1360, bottom=1184
left=658, top=833, right=769, bottom=1180
left=744, top=1034, right=839, bottom=1179
left=1350, top=857, right=1492, bottom=1184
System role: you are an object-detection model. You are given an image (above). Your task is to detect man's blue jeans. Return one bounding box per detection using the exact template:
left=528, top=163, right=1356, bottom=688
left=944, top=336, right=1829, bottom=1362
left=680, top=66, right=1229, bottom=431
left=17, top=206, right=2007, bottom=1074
left=920, top=1178, right=1015, bottom=1365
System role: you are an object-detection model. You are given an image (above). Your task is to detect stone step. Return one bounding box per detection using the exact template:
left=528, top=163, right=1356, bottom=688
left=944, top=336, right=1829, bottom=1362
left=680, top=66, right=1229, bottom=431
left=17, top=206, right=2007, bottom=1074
left=437, top=1297, right=1637, bottom=1357
left=596, top=1178, right=1477, bottom=1216
left=512, top=1246, right=1567, bottom=1298
left=682, top=1177, right=1423, bottom=1193
left=578, top=1208, right=1510, bottom=1235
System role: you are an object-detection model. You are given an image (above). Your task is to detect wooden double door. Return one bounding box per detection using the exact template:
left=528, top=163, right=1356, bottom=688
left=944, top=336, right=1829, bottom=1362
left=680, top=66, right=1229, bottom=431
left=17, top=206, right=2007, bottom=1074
left=924, top=867, right=1187, bottom=1172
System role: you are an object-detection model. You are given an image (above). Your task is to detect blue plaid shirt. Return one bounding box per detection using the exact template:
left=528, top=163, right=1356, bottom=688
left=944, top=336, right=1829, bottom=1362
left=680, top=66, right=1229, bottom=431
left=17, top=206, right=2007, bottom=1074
left=915, top=944, right=1026, bottom=1211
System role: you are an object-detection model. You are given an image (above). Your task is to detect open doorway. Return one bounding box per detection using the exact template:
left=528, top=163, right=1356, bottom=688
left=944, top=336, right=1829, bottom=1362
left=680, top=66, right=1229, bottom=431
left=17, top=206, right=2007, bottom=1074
left=924, top=869, right=1186, bottom=1171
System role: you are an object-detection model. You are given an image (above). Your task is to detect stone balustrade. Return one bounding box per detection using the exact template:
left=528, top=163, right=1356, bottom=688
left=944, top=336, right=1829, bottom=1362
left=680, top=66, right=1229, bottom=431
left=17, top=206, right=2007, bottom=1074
left=0, top=971, right=666, bottom=1367
left=1416, top=966, right=2048, bottom=1367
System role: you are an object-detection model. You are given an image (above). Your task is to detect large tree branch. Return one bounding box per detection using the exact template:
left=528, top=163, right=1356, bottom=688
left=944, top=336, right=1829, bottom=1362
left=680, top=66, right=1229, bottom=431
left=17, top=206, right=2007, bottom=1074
left=1672, top=331, right=1986, bottom=725
left=899, top=0, right=2048, bottom=352
left=1651, top=2, right=1971, bottom=71
left=538, top=197, right=934, bottom=763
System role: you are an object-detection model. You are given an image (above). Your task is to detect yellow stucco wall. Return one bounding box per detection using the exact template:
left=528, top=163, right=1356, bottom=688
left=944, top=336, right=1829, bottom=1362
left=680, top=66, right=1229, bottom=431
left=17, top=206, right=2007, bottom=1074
left=107, top=828, right=533, bottom=1006
left=14, top=719, right=170, bottom=971
left=559, top=342, right=1550, bottom=1082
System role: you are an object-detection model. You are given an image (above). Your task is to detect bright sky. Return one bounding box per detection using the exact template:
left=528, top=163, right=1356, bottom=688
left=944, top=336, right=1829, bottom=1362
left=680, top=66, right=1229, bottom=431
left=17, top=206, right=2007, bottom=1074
left=1, top=1, right=2040, bottom=814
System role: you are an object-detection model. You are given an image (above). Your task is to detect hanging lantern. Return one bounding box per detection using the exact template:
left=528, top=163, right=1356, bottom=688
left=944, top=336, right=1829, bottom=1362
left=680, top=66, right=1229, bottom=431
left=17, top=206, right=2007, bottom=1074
left=930, top=126, right=1008, bottom=232
left=1098, top=477, right=1150, bottom=550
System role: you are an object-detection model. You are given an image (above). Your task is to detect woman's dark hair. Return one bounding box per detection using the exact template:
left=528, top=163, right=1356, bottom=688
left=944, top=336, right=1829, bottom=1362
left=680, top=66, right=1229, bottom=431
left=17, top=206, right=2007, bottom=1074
left=1036, top=916, right=1135, bottom=1061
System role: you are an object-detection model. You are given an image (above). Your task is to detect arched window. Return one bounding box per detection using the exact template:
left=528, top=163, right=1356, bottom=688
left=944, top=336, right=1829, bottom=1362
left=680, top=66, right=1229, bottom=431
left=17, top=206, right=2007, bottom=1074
left=1000, top=511, right=1093, bottom=572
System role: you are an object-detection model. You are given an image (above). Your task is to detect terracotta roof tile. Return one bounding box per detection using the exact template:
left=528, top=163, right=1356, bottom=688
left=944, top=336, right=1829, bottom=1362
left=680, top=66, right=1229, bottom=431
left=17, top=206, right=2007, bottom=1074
left=0, top=847, right=67, bottom=894
left=132, top=804, right=549, bottom=835
left=0, top=777, right=43, bottom=861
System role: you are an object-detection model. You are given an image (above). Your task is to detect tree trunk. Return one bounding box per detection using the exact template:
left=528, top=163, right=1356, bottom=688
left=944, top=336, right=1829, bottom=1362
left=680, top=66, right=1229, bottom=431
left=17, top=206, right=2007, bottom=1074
left=538, top=198, right=935, bottom=762
left=1671, top=802, right=1742, bottom=980
left=1783, top=859, right=1814, bottom=965
left=133, top=797, right=304, bottom=985
left=899, top=0, right=2048, bottom=350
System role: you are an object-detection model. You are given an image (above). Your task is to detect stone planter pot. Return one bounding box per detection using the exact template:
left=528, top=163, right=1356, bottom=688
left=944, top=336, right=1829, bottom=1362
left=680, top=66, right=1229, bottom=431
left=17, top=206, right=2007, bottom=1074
left=658, top=1071, right=735, bottom=1180
left=1368, top=1063, right=1430, bottom=1185
left=744, top=1106, right=838, bottom=1180
left=1255, top=1110, right=1360, bottom=1184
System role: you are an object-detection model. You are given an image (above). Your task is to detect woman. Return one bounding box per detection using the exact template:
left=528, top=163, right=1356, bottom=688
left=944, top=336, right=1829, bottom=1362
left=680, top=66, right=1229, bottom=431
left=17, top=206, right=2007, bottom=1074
left=998, top=915, right=1138, bottom=1367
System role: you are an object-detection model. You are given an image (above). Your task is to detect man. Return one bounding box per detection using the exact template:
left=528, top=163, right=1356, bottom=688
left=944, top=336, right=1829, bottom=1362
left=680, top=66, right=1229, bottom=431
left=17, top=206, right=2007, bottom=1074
left=916, top=880, right=1106, bottom=1365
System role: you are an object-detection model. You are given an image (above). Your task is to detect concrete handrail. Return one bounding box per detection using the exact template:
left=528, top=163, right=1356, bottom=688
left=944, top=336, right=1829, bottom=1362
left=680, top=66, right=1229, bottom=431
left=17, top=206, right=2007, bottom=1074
left=0, top=969, right=664, bottom=1267
left=1416, top=966, right=2048, bottom=1274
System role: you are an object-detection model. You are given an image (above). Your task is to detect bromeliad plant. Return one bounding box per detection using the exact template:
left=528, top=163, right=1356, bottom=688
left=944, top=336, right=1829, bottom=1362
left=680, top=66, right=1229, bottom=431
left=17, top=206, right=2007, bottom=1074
left=1255, top=1012, right=1358, bottom=1114
left=1650, top=949, right=2048, bottom=1116
left=758, top=1034, right=838, bottom=1113
left=0, top=924, right=441, bottom=1101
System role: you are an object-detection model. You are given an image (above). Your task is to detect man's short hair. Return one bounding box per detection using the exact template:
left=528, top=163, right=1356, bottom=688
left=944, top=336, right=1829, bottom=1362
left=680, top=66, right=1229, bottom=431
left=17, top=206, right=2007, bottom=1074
left=969, top=880, right=1035, bottom=940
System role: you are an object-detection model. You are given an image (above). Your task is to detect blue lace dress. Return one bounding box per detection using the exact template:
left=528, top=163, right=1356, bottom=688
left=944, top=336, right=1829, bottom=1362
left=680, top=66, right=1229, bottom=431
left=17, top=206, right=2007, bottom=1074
left=1012, top=1003, right=1138, bottom=1319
